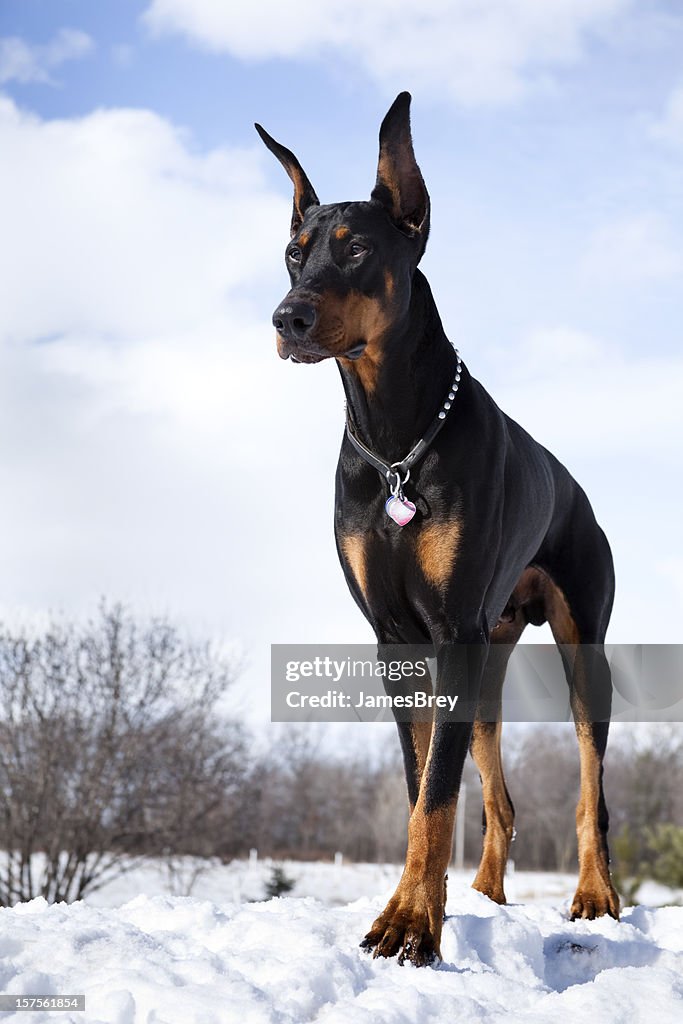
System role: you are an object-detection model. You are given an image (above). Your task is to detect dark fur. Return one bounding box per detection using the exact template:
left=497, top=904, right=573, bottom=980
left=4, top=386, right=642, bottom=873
left=257, top=93, right=619, bottom=966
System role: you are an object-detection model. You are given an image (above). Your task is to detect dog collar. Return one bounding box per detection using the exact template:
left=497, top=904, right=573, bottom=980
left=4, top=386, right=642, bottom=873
left=345, top=349, right=462, bottom=526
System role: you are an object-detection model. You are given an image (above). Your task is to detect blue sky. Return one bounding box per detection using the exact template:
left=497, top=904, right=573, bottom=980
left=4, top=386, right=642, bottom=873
left=1, top=1, right=682, bottom=726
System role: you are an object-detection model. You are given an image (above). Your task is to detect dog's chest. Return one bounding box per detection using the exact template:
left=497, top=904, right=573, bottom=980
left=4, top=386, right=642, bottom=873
left=338, top=515, right=462, bottom=632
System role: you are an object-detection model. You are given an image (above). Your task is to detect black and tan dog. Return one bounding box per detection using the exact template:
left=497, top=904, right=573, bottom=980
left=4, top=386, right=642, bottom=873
left=257, top=93, right=619, bottom=966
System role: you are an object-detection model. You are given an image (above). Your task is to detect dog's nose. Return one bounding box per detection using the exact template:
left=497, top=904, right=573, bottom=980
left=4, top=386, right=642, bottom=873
left=272, top=299, right=317, bottom=340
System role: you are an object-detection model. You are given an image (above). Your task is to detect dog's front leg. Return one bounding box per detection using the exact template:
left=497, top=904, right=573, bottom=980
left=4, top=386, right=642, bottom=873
left=362, top=638, right=487, bottom=966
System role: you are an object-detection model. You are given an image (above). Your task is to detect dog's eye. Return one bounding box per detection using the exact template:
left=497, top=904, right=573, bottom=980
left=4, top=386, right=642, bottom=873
left=287, top=247, right=302, bottom=263
left=349, top=243, right=367, bottom=259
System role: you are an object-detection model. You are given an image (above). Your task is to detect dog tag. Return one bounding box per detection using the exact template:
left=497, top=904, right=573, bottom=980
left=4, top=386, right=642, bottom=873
left=385, top=494, right=416, bottom=526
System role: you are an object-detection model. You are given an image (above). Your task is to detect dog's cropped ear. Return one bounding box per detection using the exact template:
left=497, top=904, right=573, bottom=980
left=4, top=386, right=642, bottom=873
left=371, top=92, right=430, bottom=251
left=255, top=123, right=320, bottom=236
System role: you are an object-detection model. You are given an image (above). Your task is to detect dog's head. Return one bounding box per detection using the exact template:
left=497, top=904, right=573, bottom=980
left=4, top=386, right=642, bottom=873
left=256, top=93, right=430, bottom=368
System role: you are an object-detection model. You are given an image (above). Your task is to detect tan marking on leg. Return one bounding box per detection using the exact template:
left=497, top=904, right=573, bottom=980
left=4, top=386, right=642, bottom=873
left=479, top=564, right=617, bottom=916
left=471, top=613, right=525, bottom=902
left=571, top=721, right=619, bottom=920
left=364, top=720, right=460, bottom=964
left=364, top=797, right=456, bottom=963
left=545, top=578, right=580, bottom=647
left=409, top=720, right=433, bottom=811
left=470, top=720, right=513, bottom=904
left=406, top=800, right=456, bottom=881
left=493, top=565, right=577, bottom=636
left=417, top=520, right=461, bottom=589
left=340, top=534, right=369, bottom=601
left=536, top=571, right=619, bottom=919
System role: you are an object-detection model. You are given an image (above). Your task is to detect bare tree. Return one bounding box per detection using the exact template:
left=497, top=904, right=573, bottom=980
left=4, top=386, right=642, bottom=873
left=502, top=725, right=580, bottom=871
left=0, top=603, right=246, bottom=906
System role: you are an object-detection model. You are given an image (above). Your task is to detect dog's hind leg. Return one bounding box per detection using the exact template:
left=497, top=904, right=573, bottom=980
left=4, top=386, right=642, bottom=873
left=534, top=547, right=620, bottom=920
left=570, top=713, right=619, bottom=919
left=470, top=719, right=514, bottom=904
left=469, top=612, right=526, bottom=904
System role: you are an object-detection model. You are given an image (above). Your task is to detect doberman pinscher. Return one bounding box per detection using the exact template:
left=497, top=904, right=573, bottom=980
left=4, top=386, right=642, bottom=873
left=256, top=92, right=619, bottom=966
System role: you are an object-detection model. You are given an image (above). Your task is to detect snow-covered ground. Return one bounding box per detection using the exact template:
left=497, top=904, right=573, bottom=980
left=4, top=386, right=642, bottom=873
left=0, top=861, right=682, bottom=1023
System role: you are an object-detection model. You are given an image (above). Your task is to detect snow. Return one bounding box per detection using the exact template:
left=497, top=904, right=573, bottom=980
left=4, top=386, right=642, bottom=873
left=83, top=856, right=406, bottom=909
left=0, top=865, right=682, bottom=1023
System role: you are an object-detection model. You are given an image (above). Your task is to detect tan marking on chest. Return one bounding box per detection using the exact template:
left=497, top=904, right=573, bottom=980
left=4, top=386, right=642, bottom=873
left=341, top=534, right=369, bottom=600
left=417, top=520, right=462, bottom=589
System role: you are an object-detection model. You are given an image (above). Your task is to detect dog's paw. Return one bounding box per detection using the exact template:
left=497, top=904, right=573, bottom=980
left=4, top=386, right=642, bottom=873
left=360, top=891, right=442, bottom=967
left=471, top=877, right=507, bottom=905
left=570, top=882, right=620, bottom=921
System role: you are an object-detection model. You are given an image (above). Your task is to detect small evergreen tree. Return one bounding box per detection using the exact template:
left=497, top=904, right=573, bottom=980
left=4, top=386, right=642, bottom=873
left=265, top=865, right=295, bottom=899
left=648, top=825, right=683, bottom=890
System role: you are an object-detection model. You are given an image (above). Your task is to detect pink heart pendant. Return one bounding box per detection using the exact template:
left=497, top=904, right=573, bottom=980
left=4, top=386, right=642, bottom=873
left=385, top=495, right=417, bottom=526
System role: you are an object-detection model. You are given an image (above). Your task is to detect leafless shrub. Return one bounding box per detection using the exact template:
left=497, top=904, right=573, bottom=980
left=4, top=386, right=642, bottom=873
left=0, top=603, right=246, bottom=906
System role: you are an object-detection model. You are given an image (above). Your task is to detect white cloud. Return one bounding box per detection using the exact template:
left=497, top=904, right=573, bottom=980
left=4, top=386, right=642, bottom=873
left=489, top=325, right=683, bottom=457
left=0, top=96, right=289, bottom=343
left=0, top=95, right=367, bottom=727
left=651, top=81, right=683, bottom=147
left=514, top=325, right=604, bottom=365
left=0, top=28, right=93, bottom=85
left=142, top=0, right=629, bottom=106
left=582, top=213, right=683, bottom=282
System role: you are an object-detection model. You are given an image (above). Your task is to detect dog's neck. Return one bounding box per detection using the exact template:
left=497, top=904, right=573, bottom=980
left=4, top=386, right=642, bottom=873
left=337, top=270, right=460, bottom=463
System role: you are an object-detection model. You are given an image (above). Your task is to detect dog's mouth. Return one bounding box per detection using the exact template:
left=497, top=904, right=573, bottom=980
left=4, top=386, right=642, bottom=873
left=289, top=350, right=325, bottom=364
left=277, top=336, right=367, bottom=363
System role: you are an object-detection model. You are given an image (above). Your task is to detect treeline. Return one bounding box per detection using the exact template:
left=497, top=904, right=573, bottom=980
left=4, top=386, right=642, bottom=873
left=244, top=722, right=683, bottom=886
left=1, top=606, right=682, bottom=906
